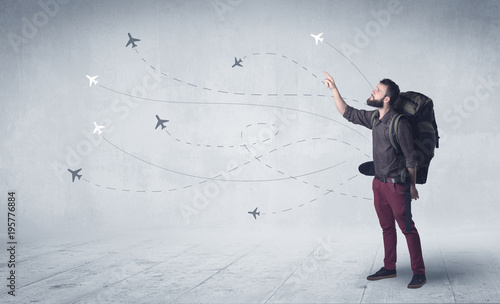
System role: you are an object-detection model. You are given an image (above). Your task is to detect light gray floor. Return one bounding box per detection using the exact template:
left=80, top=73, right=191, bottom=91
left=1, top=226, right=499, bottom=304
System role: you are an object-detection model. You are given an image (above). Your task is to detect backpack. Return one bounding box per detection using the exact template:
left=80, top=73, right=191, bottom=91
left=370, top=91, right=439, bottom=184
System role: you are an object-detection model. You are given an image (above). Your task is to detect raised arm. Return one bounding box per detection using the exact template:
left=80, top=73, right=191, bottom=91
left=324, top=71, right=348, bottom=116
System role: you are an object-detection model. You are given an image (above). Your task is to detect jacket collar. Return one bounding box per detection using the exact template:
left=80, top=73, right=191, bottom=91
left=375, top=107, right=396, bottom=125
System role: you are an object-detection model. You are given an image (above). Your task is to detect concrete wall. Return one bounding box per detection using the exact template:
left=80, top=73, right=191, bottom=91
left=1, top=0, right=499, bottom=238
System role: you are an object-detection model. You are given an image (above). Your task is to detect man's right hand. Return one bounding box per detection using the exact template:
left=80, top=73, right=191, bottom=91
left=324, top=71, right=337, bottom=90
left=323, top=71, right=347, bottom=116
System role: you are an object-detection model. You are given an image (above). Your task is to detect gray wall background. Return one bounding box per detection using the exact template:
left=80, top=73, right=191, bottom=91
left=1, top=0, right=499, bottom=239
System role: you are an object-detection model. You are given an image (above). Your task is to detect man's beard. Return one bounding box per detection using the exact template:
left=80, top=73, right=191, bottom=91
left=367, top=95, right=384, bottom=108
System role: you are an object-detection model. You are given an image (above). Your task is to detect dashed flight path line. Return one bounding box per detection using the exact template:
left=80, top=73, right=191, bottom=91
left=117, top=117, right=369, bottom=191
left=161, top=121, right=372, bottom=209
left=163, top=122, right=279, bottom=150
left=78, top=131, right=372, bottom=216
left=100, top=135, right=348, bottom=183
left=160, top=121, right=370, bottom=173
left=133, top=47, right=362, bottom=103
left=84, top=121, right=370, bottom=189
left=76, top=37, right=376, bottom=217
left=97, top=84, right=369, bottom=141
left=82, top=129, right=372, bottom=213
left=242, top=141, right=372, bottom=217
left=260, top=177, right=373, bottom=217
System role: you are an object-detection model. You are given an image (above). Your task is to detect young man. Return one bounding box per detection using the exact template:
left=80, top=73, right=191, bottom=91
left=323, top=71, right=426, bottom=289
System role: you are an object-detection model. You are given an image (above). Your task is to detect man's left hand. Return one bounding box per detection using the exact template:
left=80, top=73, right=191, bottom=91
left=410, top=184, right=419, bottom=200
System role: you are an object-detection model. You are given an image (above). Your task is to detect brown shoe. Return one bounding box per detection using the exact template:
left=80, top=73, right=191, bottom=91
left=367, top=267, right=397, bottom=281
left=408, top=274, right=427, bottom=288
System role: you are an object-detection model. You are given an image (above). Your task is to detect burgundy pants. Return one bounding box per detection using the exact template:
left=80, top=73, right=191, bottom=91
left=372, top=178, right=425, bottom=275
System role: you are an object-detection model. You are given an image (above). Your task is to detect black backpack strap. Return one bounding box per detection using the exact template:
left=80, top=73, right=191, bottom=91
left=385, top=111, right=412, bottom=231
left=404, top=178, right=412, bottom=232
left=389, top=113, right=404, bottom=154
left=370, top=111, right=378, bottom=129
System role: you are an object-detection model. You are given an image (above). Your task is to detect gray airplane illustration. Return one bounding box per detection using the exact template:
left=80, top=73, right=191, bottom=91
left=232, top=57, right=243, bottom=68
left=248, top=207, right=260, bottom=220
left=126, top=33, right=140, bottom=48
left=68, top=168, right=82, bottom=182
left=155, top=115, right=169, bottom=130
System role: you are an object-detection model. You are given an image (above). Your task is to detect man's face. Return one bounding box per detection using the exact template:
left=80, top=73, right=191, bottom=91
left=367, top=83, right=388, bottom=108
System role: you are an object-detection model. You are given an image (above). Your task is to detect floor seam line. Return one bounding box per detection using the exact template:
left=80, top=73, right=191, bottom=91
left=264, top=245, right=319, bottom=304
left=359, top=240, right=381, bottom=304
left=440, top=246, right=458, bottom=303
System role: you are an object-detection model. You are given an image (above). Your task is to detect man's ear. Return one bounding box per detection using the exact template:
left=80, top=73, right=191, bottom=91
left=384, top=96, right=391, bottom=104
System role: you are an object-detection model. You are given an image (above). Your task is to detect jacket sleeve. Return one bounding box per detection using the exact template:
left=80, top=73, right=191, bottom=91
left=343, top=106, right=376, bottom=130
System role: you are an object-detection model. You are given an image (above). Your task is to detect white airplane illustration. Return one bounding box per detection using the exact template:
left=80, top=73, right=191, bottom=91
left=155, top=115, right=169, bottom=130
left=248, top=207, right=260, bottom=220
left=93, top=122, right=105, bottom=134
left=311, top=32, right=324, bottom=45
left=126, top=33, right=140, bottom=48
left=86, top=75, right=98, bottom=87
left=232, top=57, right=243, bottom=68
left=67, top=168, right=82, bottom=182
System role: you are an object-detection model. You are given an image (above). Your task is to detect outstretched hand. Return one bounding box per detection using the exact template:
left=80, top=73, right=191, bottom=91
left=323, top=71, right=347, bottom=115
left=323, top=71, right=336, bottom=90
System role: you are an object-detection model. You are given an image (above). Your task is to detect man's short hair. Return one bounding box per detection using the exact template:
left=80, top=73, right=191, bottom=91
left=380, top=78, right=400, bottom=107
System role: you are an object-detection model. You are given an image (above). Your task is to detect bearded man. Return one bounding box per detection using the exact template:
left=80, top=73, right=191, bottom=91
left=324, top=71, right=426, bottom=289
